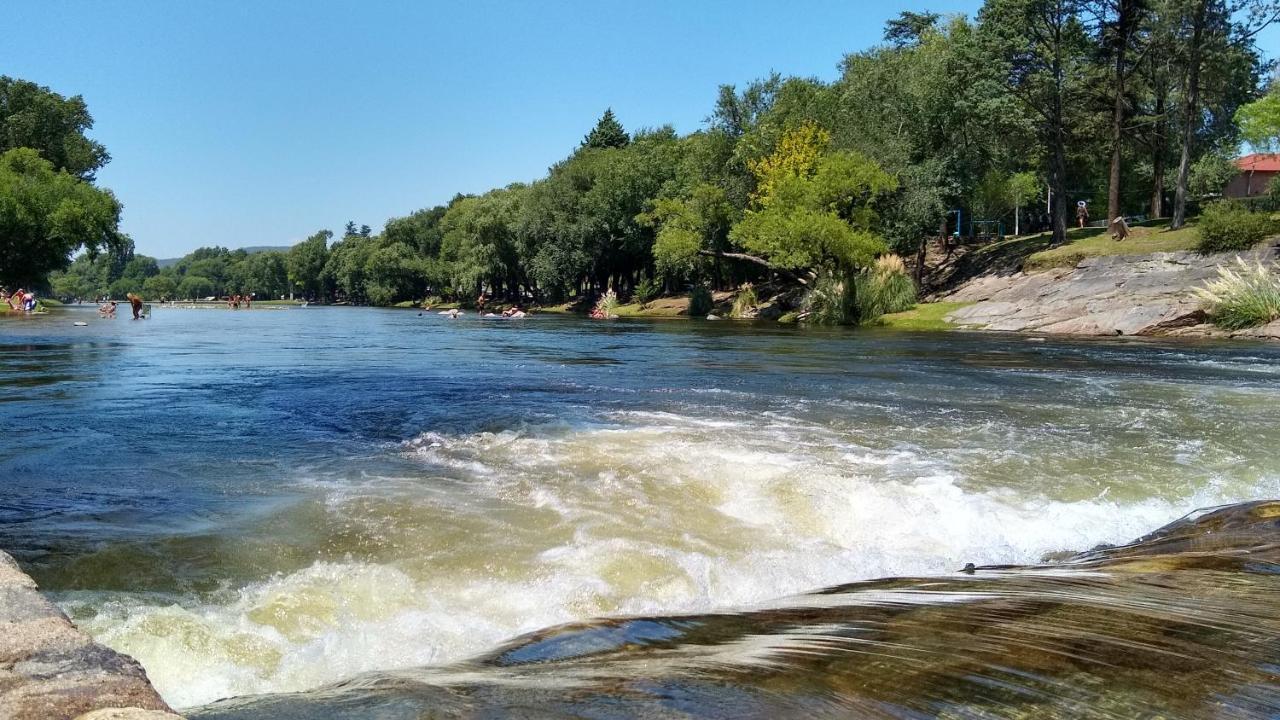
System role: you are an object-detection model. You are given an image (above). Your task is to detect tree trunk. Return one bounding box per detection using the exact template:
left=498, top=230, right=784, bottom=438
left=1172, top=0, right=1208, bottom=230
left=1107, top=0, right=1138, bottom=224
left=1151, top=87, right=1166, bottom=218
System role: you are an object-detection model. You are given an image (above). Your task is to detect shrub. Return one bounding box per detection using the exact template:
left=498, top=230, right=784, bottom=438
left=688, top=285, right=713, bottom=317
left=592, top=289, right=619, bottom=318
left=1197, top=202, right=1279, bottom=253
left=803, top=271, right=859, bottom=324
left=730, top=282, right=758, bottom=319
left=634, top=277, right=662, bottom=306
left=1193, top=257, right=1280, bottom=329
left=802, top=256, right=917, bottom=325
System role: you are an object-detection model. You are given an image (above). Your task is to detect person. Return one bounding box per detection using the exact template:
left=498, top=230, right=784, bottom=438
left=244, top=293, right=252, bottom=309
left=1076, top=201, right=1089, bottom=229
left=0, top=289, right=7, bottom=308
left=9, top=288, right=23, bottom=311
left=98, top=300, right=116, bottom=318
left=126, top=292, right=144, bottom=319
left=22, top=290, right=37, bottom=312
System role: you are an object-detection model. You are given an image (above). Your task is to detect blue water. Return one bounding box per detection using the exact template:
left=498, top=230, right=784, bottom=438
left=3, top=305, right=1279, bottom=708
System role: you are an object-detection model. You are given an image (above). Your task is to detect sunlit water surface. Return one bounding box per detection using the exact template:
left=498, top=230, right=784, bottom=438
left=2, top=305, right=1278, bottom=715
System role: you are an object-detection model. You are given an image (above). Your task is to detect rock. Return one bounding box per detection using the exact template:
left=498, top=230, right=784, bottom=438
left=1232, top=319, right=1280, bottom=339
left=942, top=247, right=1278, bottom=338
left=0, top=550, right=179, bottom=720
left=75, top=710, right=184, bottom=720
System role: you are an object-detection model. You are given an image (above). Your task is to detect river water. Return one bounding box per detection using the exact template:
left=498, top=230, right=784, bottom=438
left=2, top=306, right=1279, bottom=715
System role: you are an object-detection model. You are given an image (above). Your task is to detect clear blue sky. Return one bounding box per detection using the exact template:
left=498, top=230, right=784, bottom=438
left=11, top=0, right=1264, bottom=259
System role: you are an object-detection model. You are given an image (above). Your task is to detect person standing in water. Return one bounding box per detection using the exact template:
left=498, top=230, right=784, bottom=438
left=126, top=293, right=145, bottom=319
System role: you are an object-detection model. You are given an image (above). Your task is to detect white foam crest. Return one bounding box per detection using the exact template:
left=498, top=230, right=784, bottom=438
left=79, top=410, right=1277, bottom=709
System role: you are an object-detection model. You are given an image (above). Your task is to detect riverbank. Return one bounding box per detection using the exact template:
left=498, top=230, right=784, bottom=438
left=938, top=244, right=1279, bottom=339
left=0, top=550, right=181, bottom=720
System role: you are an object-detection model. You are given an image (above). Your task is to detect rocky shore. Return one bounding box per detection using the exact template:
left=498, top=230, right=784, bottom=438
left=0, top=551, right=181, bottom=720
left=942, top=245, right=1280, bottom=339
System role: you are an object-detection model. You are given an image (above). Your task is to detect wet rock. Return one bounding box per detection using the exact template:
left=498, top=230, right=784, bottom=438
left=944, top=247, right=1278, bottom=338
left=0, top=550, right=179, bottom=720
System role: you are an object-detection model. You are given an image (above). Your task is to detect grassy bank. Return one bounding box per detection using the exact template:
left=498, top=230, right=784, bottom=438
left=875, top=302, right=972, bottom=331
left=1024, top=220, right=1199, bottom=270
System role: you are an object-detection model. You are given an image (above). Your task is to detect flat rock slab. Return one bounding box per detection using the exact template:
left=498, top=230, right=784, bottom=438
left=0, top=550, right=182, bottom=720
left=944, top=247, right=1278, bottom=337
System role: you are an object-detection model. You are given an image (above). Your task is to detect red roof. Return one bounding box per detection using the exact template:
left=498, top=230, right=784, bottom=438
left=1237, top=153, right=1280, bottom=173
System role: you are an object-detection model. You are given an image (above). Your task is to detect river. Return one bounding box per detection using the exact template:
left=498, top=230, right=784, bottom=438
left=2, top=305, right=1278, bottom=716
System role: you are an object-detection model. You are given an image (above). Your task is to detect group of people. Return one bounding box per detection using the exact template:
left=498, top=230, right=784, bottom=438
left=97, top=293, right=146, bottom=319
left=227, top=294, right=252, bottom=309
left=1, top=288, right=38, bottom=312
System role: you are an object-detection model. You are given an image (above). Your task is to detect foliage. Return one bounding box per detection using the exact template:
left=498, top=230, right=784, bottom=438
left=1189, top=152, right=1239, bottom=198
left=592, top=289, right=619, bottom=318
left=802, top=270, right=859, bottom=325
left=634, top=276, right=662, bottom=305
left=0, top=148, right=121, bottom=288
left=858, top=254, right=917, bottom=320
left=730, top=282, right=758, bottom=318
left=732, top=143, right=896, bottom=271
left=0, top=76, right=110, bottom=179
left=1193, top=257, right=1280, bottom=329
left=1196, top=202, right=1278, bottom=253
left=688, top=285, right=713, bottom=317
left=582, top=109, right=629, bottom=149
left=1237, top=84, right=1280, bottom=151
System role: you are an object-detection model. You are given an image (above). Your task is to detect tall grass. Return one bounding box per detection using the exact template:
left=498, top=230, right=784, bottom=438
left=1193, top=257, right=1280, bottom=329
left=592, top=289, right=619, bottom=318
left=804, top=255, right=917, bottom=325
left=730, top=282, right=758, bottom=318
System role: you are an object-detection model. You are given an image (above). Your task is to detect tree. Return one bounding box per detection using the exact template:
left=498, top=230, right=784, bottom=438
left=0, top=148, right=121, bottom=288
left=728, top=127, right=897, bottom=276
left=884, top=10, right=943, bottom=46
left=980, top=0, right=1094, bottom=245
left=1237, top=82, right=1280, bottom=150
left=1008, top=172, right=1042, bottom=235
left=0, top=76, right=110, bottom=179
left=1093, top=0, right=1150, bottom=223
left=288, top=230, right=330, bottom=299
left=582, top=108, right=629, bottom=149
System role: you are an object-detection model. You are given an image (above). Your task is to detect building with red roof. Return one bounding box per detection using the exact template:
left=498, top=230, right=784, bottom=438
left=1225, top=153, right=1280, bottom=198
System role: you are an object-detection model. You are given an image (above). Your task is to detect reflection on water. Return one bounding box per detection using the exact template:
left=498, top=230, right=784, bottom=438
left=3, top=306, right=1280, bottom=712
left=192, top=501, right=1280, bottom=719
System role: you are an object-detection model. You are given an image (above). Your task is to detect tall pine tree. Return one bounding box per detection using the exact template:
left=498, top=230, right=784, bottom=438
left=582, top=108, right=630, bottom=149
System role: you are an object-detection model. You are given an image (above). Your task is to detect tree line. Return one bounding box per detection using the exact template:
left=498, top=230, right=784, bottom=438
left=7, top=0, right=1280, bottom=314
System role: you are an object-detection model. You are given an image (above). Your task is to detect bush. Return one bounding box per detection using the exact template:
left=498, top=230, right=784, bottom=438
left=1193, top=257, right=1280, bottom=329
left=634, top=277, right=662, bottom=306
left=803, top=271, right=858, bottom=324
left=688, top=285, right=713, bottom=317
left=592, top=289, right=619, bottom=318
left=1197, top=202, right=1279, bottom=253
left=802, top=256, right=917, bottom=325
left=730, top=282, right=758, bottom=318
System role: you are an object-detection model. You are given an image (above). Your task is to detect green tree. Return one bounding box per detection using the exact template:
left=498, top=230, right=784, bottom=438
left=582, top=108, right=629, bottom=149
left=288, top=230, right=331, bottom=300
left=0, top=148, right=121, bottom=288
left=0, top=76, right=110, bottom=179
left=1238, top=82, right=1280, bottom=150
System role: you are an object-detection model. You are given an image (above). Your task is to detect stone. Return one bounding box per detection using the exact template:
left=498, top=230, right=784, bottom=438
left=941, top=247, right=1279, bottom=339
left=0, top=551, right=181, bottom=720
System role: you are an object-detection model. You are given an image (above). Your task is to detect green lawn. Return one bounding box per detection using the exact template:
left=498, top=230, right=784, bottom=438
left=1023, top=219, right=1199, bottom=270
left=875, top=302, right=972, bottom=331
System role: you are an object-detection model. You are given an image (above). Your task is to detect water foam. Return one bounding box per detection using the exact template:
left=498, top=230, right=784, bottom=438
left=69, top=409, right=1273, bottom=709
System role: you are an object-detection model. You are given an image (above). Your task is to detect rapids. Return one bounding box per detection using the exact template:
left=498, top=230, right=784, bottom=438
left=2, top=305, right=1279, bottom=714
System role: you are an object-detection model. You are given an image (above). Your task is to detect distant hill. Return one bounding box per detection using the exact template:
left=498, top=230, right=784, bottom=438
left=156, top=245, right=292, bottom=268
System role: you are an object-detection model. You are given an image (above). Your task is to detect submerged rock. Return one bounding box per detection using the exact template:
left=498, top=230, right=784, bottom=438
left=190, top=500, right=1280, bottom=720
left=0, top=551, right=181, bottom=720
